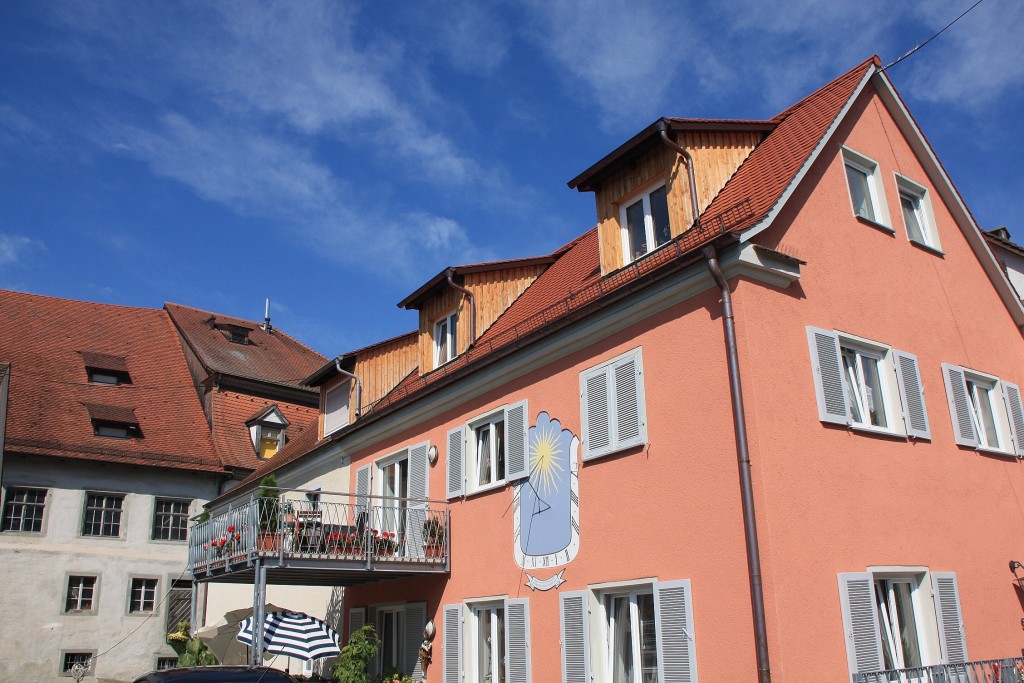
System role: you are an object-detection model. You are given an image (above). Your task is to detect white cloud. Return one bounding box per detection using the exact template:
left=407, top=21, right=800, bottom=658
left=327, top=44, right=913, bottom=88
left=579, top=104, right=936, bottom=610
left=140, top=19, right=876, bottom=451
left=0, top=234, right=44, bottom=265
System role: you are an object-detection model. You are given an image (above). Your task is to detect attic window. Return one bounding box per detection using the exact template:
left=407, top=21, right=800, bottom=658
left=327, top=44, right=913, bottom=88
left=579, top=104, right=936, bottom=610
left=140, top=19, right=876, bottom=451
left=434, top=310, right=459, bottom=367
left=83, top=403, right=141, bottom=440
left=219, top=323, right=254, bottom=345
left=621, top=182, right=671, bottom=264
left=246, top=406, right=289, bottom=459
left=81, top=352, right=131, bottom=386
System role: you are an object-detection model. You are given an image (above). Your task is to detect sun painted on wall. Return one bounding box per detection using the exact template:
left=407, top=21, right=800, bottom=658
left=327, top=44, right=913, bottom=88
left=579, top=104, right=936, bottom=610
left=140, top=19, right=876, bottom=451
left=513, top=411, right=580, bottom=588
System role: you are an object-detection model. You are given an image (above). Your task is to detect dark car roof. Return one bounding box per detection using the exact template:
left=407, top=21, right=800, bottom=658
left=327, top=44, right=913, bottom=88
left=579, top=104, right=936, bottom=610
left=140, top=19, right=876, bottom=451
left=133, top=666, right=297, bottom=683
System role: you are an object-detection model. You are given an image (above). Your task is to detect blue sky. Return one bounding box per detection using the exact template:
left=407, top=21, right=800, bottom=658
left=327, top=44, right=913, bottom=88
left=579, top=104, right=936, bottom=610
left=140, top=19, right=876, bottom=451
left=1, top=1, right=1021, bottom=356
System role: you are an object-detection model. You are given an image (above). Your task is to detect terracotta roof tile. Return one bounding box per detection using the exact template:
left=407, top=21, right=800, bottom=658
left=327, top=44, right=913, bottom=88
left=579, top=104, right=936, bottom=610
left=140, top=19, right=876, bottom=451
left=80, top=351, right=129, bottom=373
left=165, top=302, right=326, bottom=390
left=0, top=290, right=224, bottom=472
left=82, top=402, right=139, bottom=425
left=209, top=390, right=319, bottom=470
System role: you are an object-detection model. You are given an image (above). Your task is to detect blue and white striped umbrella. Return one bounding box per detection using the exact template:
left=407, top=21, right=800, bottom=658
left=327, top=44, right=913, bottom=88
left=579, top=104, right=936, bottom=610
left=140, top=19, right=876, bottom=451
left=236, top=610, right=341, bottom=661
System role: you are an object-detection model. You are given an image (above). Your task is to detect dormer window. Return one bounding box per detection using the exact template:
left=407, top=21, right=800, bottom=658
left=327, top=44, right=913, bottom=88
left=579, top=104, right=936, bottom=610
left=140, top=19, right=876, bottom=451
left=81, top=351, right=131, bottom=386
left=434, top=310, right=459, bottom=366
left=219, top=323, right=254, bottom=345
left=83, top=403, right=141, bottom=440
left=621, top=183, right=671, bottom=264
left=246, top=405, right=289, bottom=459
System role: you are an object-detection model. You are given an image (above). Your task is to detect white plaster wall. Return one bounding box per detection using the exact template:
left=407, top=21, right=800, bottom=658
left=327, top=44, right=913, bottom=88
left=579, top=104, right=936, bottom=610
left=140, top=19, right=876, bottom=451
left=0, top=457, right=221, bottom=683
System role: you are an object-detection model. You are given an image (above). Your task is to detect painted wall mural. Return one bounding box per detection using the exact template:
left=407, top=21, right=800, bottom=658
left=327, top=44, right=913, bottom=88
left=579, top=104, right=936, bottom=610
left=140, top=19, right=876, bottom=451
left=513, top=411, right=580, bottom=589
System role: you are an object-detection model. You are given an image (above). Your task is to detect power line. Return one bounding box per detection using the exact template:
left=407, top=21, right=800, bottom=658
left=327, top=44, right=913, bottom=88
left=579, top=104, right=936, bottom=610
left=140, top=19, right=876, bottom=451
left=883, top=0, right=988, bottom=71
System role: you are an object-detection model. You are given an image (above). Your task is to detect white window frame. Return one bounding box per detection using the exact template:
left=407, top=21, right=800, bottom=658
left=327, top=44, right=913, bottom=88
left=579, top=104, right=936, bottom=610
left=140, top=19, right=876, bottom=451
left=941, top=363, right=1024, bottom=456
left=559, top=579, right=696, bottom=683
left=838, top=568, right=964, bottom=678
left=434, top=310, right=459, bottom=367
left=468, top=409, right=507, bottom=494
left=806, top=327, right=931, bottom=439
left=580, top=348, right=648, bottom=461
left=448, top=597, right=531, bottom=683
left=324, top=380, right=351, bottom=436
left=128, top=576, right=159, bottom=615
left=447, top=402, right=529, bottom=500
left=598, top=588, right=658, bottom=683
left=376, top=604, right=407, bottom=674
left=842, top=147, right=891, bottom=229
left=469, top=600, right=506, bottom=683
left=620, top=181, right=672, bottom=265
left=895, top=174, right=941, bottom=252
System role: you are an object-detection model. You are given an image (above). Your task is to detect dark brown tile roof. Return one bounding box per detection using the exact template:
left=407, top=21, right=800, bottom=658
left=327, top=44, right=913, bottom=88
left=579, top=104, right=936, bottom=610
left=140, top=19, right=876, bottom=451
left=165, top=302, right=326, bottom=391
left=0, top=290, right=225, bottom=472
left=80, top=351, right=129, bottom=373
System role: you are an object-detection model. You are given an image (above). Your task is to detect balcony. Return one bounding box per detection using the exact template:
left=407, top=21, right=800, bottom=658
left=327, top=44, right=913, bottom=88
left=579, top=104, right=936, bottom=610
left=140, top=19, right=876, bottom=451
left=853, top=658, right=1024, bottom=683
left=188, top=488, right=449, bottom=586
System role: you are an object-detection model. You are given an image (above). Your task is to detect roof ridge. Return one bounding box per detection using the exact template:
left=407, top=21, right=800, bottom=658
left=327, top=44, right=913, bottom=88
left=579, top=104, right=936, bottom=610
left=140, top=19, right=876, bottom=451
left=1, top=289, right=160, bottom=315
left=771, top=55, right=880, bottom=123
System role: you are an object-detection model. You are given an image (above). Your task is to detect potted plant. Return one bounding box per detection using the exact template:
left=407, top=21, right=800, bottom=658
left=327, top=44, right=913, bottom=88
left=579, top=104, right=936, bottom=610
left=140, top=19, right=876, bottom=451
left=372, top=530, right=400, bottom=556
left=256, top=474, right=283, bottom=551
left=422, top=517, right=445, bottom=559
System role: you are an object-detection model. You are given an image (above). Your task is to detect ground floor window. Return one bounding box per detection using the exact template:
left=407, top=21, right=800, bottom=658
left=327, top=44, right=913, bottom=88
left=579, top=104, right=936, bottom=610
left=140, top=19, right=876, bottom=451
left=378, top=605, right=407, bottom=674
left=60, top=652, right=94, bottom=677
left=473, top=603, right=506, bottom=683
left=602, top=591, right=657, bottom=683
left=443, top=598, right=531, bottom=683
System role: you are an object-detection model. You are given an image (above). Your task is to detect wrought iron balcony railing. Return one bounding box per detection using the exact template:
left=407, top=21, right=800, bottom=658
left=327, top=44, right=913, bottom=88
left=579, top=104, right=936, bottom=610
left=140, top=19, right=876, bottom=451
left=188, top=488, right=449, bottom=577
left=853, top=657, right=1024, bottom=683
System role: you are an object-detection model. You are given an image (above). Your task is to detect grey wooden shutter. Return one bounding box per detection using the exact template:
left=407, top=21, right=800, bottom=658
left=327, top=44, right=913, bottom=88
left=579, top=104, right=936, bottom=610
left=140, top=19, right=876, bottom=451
left=837, top=573, right=884, bottom=676
left=404, top=602, right=427, bottom=680
left=505, top=598, right=531, bottom=683
left=893, top=349, right=931, bottom=439
left=355, top=464, right=372, bottom=518
left=806, top=326, right=850, bottom=425
left=654, top=579, right=697, bottom=683
left=505, top=400, right=530, bottom=481
left=366, top=606, right=380, bottom=677
left=442, top=603, right=462, bottom=683
left=942, top=364, right=979, bottom=447
left=559, top=591, right=590, bottom=683
left=931, top=572, right=967, bottom=664
left=408, top=442, right=429, bottom=556
left=1001, top=381, right=1024, bottom=456
left=582, top=367, right=611, bottom=460
left=613, top=351, right=646, bottom=451
left=348, top=607, right=366, bottom=641
left=447, top=426, right=464, bottom=499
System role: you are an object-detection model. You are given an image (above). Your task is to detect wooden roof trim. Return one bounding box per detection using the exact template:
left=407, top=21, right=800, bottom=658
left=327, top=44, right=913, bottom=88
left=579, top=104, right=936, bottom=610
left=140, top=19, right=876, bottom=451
left=397, top=256, right=557, bottom=310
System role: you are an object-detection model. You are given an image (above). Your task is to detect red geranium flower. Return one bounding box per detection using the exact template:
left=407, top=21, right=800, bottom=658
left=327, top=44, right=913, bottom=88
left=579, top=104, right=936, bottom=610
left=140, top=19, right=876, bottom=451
left=227, top=525, right=236, bottom=533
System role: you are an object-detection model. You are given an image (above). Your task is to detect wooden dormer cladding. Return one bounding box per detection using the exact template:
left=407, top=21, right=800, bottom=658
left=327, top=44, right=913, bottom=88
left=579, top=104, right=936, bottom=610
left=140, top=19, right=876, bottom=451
left=401, top=260, right=552, bottom=374
left=588, top=128, right=764, bottom=275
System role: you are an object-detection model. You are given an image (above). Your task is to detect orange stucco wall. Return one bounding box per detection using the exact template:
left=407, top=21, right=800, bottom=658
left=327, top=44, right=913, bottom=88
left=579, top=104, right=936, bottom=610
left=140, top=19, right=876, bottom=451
left=342, top=85, right=1024, bottom=682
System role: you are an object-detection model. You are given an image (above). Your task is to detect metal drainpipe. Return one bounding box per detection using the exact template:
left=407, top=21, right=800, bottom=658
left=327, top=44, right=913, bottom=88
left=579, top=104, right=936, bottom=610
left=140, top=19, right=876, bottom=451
left=446, top=270, right=476, bottom=347
left=334, top=359, right=362, bottom=418
left=658, top=120, right=771, bottom=683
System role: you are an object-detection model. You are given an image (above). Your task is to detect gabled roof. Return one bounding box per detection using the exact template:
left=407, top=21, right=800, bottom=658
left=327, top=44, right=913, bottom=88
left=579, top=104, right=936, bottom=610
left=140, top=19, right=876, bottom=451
left=397, top=255, right=558, bottom=310
left=303, top=330, right=418, bottom=387
left=208, top=390, right=318, bottom=471
left=0, top=290, right=225, bottom=473
left=165, top=302, right=326, bottom=391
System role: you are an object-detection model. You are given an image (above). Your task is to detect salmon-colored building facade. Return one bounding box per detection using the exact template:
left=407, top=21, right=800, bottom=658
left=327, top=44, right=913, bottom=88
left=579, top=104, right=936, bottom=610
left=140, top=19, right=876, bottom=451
left=195, top=57, right=1024, bottom=683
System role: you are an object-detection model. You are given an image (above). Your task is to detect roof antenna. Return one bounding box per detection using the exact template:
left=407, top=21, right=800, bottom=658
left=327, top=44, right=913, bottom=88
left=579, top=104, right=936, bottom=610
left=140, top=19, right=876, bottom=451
left=263, top=298, right=273, bottom=335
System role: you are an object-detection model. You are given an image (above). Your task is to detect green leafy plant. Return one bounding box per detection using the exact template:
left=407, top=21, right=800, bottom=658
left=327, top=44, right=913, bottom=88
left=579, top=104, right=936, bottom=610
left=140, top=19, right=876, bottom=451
left=257, top=474, right=281, bottom=534
left=422, top=517, right=445, bottom=545
left=166, top=620, right=218, bottom=667
left=374, top=669, right=414, bottom=683
left=331, top=623, right=381, bottom=683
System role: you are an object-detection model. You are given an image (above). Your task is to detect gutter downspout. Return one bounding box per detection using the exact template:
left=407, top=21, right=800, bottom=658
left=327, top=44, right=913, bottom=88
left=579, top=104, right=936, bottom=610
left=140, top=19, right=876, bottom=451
left=446, top=270, right=476, bottom=347
left=658, top=120, right=771, bottom=683
left=334, top=359, right=363, bottom=418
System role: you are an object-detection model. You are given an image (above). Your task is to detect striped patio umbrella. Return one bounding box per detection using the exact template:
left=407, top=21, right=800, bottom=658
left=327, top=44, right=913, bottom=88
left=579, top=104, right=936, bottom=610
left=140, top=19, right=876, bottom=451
left=236, top=610, right=342, bottom=661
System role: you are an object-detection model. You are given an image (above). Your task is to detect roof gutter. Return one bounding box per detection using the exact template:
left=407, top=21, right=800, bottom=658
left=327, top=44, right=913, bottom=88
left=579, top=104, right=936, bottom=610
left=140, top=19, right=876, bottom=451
left=334, top=359, right=363, bottom=419
left=446, top=269, right=476, bottom=348
left=659, top=122, right=771, bottom=683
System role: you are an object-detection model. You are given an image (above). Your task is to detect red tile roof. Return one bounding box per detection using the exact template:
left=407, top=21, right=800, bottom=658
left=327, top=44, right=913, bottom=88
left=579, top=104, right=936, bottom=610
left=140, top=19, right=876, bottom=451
left=165, top=302, right=326, bottom=390
left=209, top=390, right=319, bottom=470
left=0, top=290, right=225, bottom=472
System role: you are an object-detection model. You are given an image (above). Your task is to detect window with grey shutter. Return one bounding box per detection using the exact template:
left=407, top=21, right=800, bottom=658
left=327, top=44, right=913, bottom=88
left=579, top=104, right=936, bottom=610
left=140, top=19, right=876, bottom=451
left=355, top=465, right=372, bottom=519
left=1001, top=381, right=1024, bottom=456
left=404, top=602, right=427, bottom=680
left=442, top=604, right=462, bottom=683
left=581, top=348, right=647, bottom=461
left=446, top=426, right=464, bottom=499
left=505, top=599, right=531, bottom=683
left=407, top=443, right=430, bottom=555
left=348, top=607, right=366, bottom=642
left=893, top=349, right=930, bottom=439
left=559, top=591, right=590, bottom=683
left=942, top=364, right=979, bottom=447
left=806, top=327, right=850, bottom=425
left=505, top=400, right=530, bottom=481
left=837, top=573, right=884, bottom=677
left=654, top=579, right=698, bottom=683
left=931, top=572, right=967, bottom=664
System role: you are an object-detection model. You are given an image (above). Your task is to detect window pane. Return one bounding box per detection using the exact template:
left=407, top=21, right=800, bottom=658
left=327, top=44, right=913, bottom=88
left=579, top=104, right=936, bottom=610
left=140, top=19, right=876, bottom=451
left=846, top=164, right=875, bottom=221
left=637, top=594, right=657, bottom=683
left=892, top=582, right=922, bottom=668
left=2, top=487, right=46, bottom=532
left=83, top=494, right=123, bottom=537
left=970, top=382, right=1000, bottom=448
left=609, top=596, right=633, bottom=683
left=625, top=200, right=648, bottom=261
left=153, top=499, right=189, bottom=541
left=649, top=186, right=671, bottom=247
left=860, top=355, right=888, bottom=428
left=900, top=192, right=925, bottom=243
left=476, top=425, right=492, bottom=486
left=841, top=349, right=865, bottom=424
left=66, top=576, right=96, bottom=612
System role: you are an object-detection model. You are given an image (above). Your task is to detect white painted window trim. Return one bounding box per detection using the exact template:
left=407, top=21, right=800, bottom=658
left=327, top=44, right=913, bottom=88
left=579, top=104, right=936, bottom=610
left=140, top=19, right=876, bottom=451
left=467, top=408, right=508, bottom=495
left=842, top=147, right=891, bottom=230
left=894, top=173, right=942, bottom=252
left=434, top=309, right=459, bottom=367
left=942, top=363, right=1024, bottom=456
left=806, top=327, right=931, bottom=440
left=324, top=380, right=351, bottom=436
left=619, top=181, right=671, bottom=266
left=448, top=401, right=529, bottom=499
